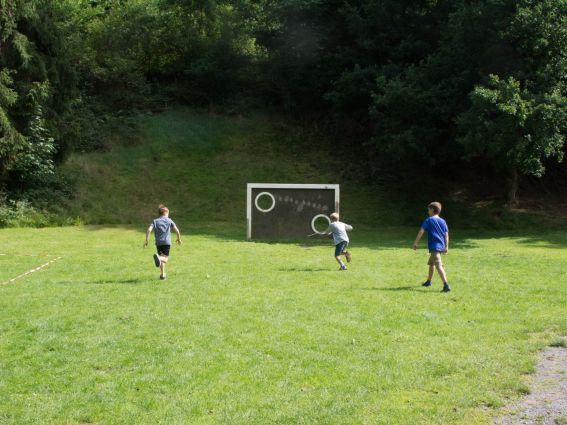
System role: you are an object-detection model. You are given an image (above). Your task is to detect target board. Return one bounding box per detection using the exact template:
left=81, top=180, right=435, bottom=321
left=246, top=184, right=340, bottom=240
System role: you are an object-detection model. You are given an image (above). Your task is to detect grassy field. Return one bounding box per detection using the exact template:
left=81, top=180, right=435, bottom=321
left=2, top=108, right=566, bottom=424
left=1, top=225, right=566, bottom=424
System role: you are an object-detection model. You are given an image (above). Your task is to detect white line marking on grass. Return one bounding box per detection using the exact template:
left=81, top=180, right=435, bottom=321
left=1, top=256, right=63, bottom=286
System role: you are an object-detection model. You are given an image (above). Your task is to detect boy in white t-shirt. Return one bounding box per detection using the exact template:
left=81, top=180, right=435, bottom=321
left=325, top=212, right=352, bottom=270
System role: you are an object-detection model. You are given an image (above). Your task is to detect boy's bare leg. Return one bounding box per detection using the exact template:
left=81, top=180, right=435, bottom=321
left=435, top=263, right=448, bottom=283
left=160, top=256, right=168, bottom=277
left=335, top=256, right=347, bottom=269
left=427, top=265, right=435, bottom=281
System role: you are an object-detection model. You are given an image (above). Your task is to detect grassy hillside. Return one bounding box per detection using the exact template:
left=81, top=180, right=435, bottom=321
left=62, top=108, right=385, bottom=229
left=58, top=107, right=560, bottom=233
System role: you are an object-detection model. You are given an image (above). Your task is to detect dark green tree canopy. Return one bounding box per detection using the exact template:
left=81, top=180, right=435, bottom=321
left=1, top=0, right=566, bottom=206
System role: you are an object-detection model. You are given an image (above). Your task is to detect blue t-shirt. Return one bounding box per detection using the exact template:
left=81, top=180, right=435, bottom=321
left=152, top=216, right=176, bottom=246
left=421, top=216, right=448, bottom=252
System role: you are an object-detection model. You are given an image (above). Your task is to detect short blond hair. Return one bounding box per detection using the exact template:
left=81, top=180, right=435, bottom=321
left=330, top=212, right=339, bottom=222
left=158, top=204, right=169, bottom=215
left=428, top=202, right=442, bottom=214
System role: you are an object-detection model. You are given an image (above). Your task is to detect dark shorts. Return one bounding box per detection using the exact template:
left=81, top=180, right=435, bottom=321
left=334, top=241, right=349, bottom=257
left=157, top=245, right=171, bottom=257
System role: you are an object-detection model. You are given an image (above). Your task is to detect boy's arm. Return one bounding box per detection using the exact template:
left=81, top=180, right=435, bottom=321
left=412, top=228, right=425, bottom=250
left=173, top=225, right=182, bottom=245
left=345, top=224, right=353, bottom=231
left=144, top=224, right=154, bottom=247
left=444, top=232, right=449, bottom=253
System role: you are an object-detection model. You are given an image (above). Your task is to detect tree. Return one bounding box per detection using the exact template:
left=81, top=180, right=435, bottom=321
left=0, top=0, right=76, bottom=196
left=458, top=75, right=566, bottom=205
left=0, top=0, right=41, bottom=184
left=457, top=0, right=567, bottom=205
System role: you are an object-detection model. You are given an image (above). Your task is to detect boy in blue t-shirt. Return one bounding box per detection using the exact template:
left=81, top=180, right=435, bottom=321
left=412, top=202, right=451, bottom=292
left=144, top=204, right=182, bottom=280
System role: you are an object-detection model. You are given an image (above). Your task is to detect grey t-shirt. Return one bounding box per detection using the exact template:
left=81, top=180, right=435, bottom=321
left=326, top=221, right=352, bottom=245
left=152, top=216, right=176, bottom=245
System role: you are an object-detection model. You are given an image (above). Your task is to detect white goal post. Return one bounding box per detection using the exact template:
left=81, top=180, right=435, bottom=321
left=246, top=183, right=340, bottom=240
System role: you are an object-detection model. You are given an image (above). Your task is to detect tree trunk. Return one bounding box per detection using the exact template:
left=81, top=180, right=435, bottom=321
left=506, top=169, right=519, bottom=207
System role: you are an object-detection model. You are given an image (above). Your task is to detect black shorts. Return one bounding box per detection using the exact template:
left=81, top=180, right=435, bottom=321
left=334, top=241, right=349, bottom=257
left=157, top=245, right=171, bottom=256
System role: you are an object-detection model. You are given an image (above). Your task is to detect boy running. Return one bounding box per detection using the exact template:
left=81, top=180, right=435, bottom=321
left=144, top=204, right=182, bottom=280
left=325, top=212, right=352, bottom=271
left=412, top=201, right=451, bottom=292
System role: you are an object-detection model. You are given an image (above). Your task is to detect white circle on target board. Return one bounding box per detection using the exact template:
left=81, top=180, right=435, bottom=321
left=311, top=214, right=331, bottom=235
left=255, top=192, right=276, bottom=213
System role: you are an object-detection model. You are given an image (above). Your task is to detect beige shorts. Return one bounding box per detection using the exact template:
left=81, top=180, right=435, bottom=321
left=427, top=251, right=443, bottom=266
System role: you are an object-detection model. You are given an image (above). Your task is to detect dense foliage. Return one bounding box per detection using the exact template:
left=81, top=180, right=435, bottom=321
left=1, top=0, right=566, bottom=210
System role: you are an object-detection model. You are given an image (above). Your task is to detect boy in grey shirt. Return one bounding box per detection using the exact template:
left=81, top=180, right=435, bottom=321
left=326, top=212, right=352, bottom=270
left=144, top=204, right=182, bottom=280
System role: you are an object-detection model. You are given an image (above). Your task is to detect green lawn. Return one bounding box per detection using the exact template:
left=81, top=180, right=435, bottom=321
left=3, top=108, right=565, bottom=423
left=1, top=225, right=566, bottom=424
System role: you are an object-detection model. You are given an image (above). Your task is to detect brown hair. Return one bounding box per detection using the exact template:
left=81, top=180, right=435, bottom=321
left=428, top=202, right=442, bottom=214
left=330, top=212, right=339, bottom=222
left=158, top=204, right=169, bottom=216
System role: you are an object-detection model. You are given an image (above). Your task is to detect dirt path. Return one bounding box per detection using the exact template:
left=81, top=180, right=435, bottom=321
left=494, top=339, right=567, bottom=425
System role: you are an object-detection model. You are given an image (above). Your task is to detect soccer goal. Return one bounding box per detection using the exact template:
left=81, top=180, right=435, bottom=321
left=246, top=183, right=340, bottom=240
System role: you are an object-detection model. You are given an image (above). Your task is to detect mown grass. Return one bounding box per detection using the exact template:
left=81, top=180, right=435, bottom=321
left=1, top=225, right=566, bottom=424
left=2, top=108, right=566, bottom=423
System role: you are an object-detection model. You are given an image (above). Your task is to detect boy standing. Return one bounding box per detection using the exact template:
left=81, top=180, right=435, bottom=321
left=144, top=204, right=182, bottom=280
left=326, top=212, right=352, bottom=271
left=412, top=202, right=451, bottom=292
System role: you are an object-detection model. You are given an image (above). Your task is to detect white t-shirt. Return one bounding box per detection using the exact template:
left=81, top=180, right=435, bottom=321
left=326, top=221, right=352, bottom=245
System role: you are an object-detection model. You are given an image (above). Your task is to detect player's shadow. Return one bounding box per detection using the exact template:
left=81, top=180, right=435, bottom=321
left=87, top=278, right=146, bottom=285
left=52, top=278, right=146, bottom=285
left=359, top=285, right=432, bottom=293
left=277, top=267, right=328, bottom=272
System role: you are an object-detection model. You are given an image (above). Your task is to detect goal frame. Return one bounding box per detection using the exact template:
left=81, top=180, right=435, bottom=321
left=246, top=183, right=340, bottom=240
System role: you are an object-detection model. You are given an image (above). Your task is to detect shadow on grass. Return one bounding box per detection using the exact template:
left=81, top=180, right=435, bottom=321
left=277, top=267, right=329, bottom=272
left=90, top=278, right=146, bottom=285
left=359, top=285, right=429, bottom=292
left=77, top=223, right=567, bottom=249
left=51, top=278, right=147, bottom=285
left=513, top=232, right=567, bottom=249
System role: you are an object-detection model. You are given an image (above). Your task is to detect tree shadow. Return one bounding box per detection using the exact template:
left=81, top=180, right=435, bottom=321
left=512, top=232, right=567, bottom=249
left=80, top=223, right=567, bottom=250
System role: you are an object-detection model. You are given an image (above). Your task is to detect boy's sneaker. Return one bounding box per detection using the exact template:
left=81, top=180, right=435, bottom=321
left=345, top=251, right=352, bottom=263
left=339, top=264, right=347, bottom=271
left=422, top=281, right=432, bottom=287
left=153, top=254, right=161, bottom=268
left=160, top=274, right=166, bottom=280
left=441, top=283, right=451, bottom=292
